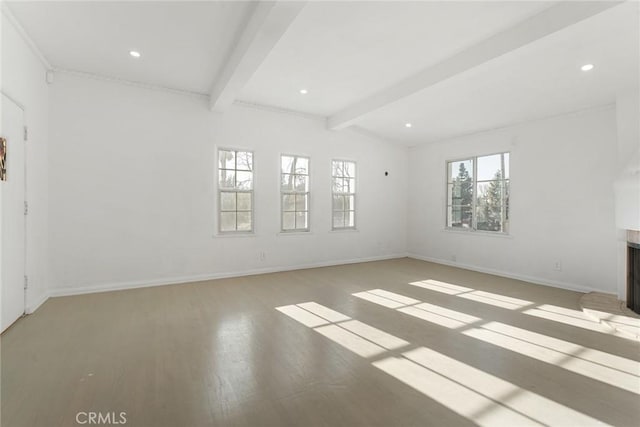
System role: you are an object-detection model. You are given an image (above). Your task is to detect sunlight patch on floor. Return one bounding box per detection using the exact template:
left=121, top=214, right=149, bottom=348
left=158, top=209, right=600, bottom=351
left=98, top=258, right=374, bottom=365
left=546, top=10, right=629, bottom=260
left=297, top=301, right=351, bottom=322
left=352, top=291, right=406, bottom=308
left=315, top=324, right=387, bottom=357
left=373, top=356, right=542, bottom=427
left=354, top=289, right=481, bottom=329
left=277, top=300, right=613, bottom=426
left=276, top=302, right=409, bottom=357
left=368, top=289, right=420, bottom=305
left=482, top=321, right=640, bottom=376
left=459, top=291, right=533, bottom=310
left=523, top=307, right=613, bottom=333
left=353, top=289, right=640, bottom=395
left=338, top=320, right=409, bottom=351
left=409, top=279, right=473, bottom=295
left=275, top=305, right=329, bottom=327
left=403, top=347, right=604, bottom=426
left=409, top=279, right=636, bottom=339
left=463, top=327, right=640, bottom=395
left=409, top=280, right=533, bottom=310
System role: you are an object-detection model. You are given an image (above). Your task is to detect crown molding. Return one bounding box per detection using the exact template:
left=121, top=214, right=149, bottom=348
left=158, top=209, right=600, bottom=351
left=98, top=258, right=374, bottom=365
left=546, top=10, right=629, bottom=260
left=54, top=68, right=210, bottom=100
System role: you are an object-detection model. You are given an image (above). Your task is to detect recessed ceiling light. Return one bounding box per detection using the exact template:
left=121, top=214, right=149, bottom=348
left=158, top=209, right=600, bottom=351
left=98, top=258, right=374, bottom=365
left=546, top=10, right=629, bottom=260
left=405, top=123, right=412, bottom=128
left=129, top=50, right=141, bottom=58
left=299, top=89, right=308, bottom=95
left=581, top=64, right=594, bottom=71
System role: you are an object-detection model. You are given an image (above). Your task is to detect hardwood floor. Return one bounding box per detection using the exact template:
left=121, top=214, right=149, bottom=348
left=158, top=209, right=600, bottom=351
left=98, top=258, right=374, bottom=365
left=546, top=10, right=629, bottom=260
left=2, top=258, right=639, bottom=426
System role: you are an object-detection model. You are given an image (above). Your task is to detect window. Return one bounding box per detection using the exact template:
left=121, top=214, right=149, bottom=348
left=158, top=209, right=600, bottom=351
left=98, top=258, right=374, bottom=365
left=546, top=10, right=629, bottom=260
left=332, top=160, right=356, bottom=230
left=218, top=148, right=253, bottom=233
left=447, top=152, right=510, bottom=233
left=281, top=155, right=310, bottom=232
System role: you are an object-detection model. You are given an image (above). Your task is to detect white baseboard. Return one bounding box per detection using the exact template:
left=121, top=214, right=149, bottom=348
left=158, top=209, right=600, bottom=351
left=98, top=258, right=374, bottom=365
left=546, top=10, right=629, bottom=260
left=37, top=252, right=598, bottom=311
left=407, top=253, right=599, bottom=294
left=49, top=253, right=408, bottom=298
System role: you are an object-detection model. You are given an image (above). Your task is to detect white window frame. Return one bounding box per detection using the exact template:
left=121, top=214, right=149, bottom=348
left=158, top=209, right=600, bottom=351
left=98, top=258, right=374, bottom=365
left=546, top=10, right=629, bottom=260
left=445, top=152, right=510, bottom=234
left=217, top=147, right=254, bottom=234
left=331, top=159, right=357, bottom=230
left=280, top=154, right=311, bottom=233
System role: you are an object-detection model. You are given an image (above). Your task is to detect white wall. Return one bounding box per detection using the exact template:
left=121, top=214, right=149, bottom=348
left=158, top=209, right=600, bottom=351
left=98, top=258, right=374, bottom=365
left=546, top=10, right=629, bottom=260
left=614, top=89, right=640, bottom=299
left=614, top=90, right=640, bottom=231
left=48, top=73, right=407, bottom=294
left=43, top=67, right=626, bottom=298
left=407, top=107, right=619, bottom=293
left=1, top=12, right=50, bottom=312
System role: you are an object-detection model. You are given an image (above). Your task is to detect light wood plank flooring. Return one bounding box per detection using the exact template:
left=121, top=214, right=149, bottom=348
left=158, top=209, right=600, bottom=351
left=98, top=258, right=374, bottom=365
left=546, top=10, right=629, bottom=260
left=2, top=258, right=639, bottom=426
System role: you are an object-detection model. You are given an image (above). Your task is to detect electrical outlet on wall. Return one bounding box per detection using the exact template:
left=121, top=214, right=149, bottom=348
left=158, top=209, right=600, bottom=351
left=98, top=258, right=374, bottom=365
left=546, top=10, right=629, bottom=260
left=553, top=260, right=562, bottom=271
left=259, top=251, right=266, bottom=262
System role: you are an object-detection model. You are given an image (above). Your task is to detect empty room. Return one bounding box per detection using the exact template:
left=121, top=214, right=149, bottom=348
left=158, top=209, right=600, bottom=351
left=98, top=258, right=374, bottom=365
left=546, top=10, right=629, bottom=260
left=1, top=0, right=639, bottom=426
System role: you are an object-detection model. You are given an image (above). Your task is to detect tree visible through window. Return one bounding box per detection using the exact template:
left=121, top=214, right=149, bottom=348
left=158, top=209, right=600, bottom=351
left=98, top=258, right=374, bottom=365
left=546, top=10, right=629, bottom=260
left=447, top=153, right=509, bottom=232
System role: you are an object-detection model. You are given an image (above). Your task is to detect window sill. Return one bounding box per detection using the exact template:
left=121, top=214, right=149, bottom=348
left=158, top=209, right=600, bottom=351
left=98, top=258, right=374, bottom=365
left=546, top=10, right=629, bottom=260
left=277, top=231, right=313, bottom=236
left=442, top=228, right=512, bottom=239
left=213, top=232, right=256, bottom=238
left=329, top=228, right=359, bottom=233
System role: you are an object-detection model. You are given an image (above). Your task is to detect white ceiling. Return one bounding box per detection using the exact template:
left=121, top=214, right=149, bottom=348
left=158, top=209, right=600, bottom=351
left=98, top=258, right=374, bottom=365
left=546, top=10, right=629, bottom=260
left=356, top=1, right=640, bottom=145
left=6, top=1, right=639, bottom=145
left=8, top=1, right=254, bottom=94
left=240, top=0, right=553, bottom=116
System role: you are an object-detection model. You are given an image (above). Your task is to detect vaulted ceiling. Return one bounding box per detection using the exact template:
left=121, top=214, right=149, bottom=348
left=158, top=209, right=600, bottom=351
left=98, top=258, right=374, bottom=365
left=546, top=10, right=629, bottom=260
left=6, top=1, right=639, bottom=145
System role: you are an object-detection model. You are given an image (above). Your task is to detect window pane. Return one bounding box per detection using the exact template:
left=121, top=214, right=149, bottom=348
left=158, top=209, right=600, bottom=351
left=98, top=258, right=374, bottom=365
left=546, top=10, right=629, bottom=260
left=447, top=205, right=473, bottom=228
left=332, top=177, right=345, bottom=193
left=504, top=153, right=510, bottom=179
left=333, top=195, right=344, bottom=211
left=219, top=150, right=235, bottom=170
left=295, top=211, right=308, bottom=229
left=345, top=195, right=355, bottom=210
left=477, top=154, right=502, bottom=181
left=477, top=215, right=504, bottom=232
left=219, top=170, right=235, bottom=188
left=220, top=192, right=236, bottom=211
left=345, top=211, right=355, bottom=227
left=236, top=171, right=253, bottom=190
left=220, top=212, right=236, bottom=232
left=281, top=174, right=294, bottom=191
left=448, top=183, right=462, bottom=206
left=295, top=157, right=309, bottom=175
left=283, top=212, right=295, bottom=230
left=282, top=194, right=295, bottom=211
left=344, top=178, right=355, bottom=194
left=476, top=185, right=503, bottom=232
left=448, top=180, right=473, bottom=206
left=237, top=212, right=252, bottom=231
left=294, top=175, right=308, bottom=192
left=237, top=192, right=251, bottom=211
left=332, top=160, right=343, bottom=177
left=448, top=159, right=472, bottom=182
left=281, top=155, right=294, bottom=174
left=504, top=180, right=510, bottom=220
left=345, top=161, right=356, bottom=178
left=477, top=181, right=504, bottom=202
left=333, top=211, right=345, bottom=228
left=236, top=151, right=253, bottom=171
left=295, top=194, right=308, bottom=211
